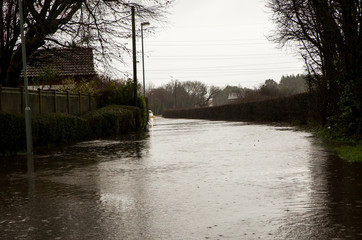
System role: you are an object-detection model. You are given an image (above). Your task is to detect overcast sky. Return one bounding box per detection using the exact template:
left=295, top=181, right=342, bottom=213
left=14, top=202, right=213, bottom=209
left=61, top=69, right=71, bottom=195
left=119, top=0, right=306, bottom=89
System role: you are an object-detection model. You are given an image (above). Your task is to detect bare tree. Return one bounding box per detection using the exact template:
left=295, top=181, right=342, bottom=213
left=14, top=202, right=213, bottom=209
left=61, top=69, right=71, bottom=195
left=0, top=0, right=172, bottom=87
left=182, top=80, right=220, bottom=107
left=267, top=0, right=362, bottom=136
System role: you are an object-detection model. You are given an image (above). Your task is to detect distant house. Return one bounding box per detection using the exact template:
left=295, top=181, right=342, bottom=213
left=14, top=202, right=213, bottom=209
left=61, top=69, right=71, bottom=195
left=228, top=92, right=240, bottom=103
left=22, top=47, right=97, bottom=90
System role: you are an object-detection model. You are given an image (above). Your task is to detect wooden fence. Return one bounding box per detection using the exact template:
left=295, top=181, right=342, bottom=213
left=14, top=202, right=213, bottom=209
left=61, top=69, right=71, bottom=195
left=0, top=86, right=100, bottom=115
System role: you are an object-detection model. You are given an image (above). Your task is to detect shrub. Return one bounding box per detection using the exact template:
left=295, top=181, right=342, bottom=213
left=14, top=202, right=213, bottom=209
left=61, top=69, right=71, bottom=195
left=59, top=77, right=99, bottom=94
left=163, top=93, right=311, bottom=124
left=0, top=112, right=25, bottom=154
left=137, top=96, right=148, bottom=129
left=82, top=105, right=144, bottom=138
left=32, top=113, right=89, bottom=146
left=0, top=104, right=146, bottom=155
left=99, top=79, right=137, bottom=107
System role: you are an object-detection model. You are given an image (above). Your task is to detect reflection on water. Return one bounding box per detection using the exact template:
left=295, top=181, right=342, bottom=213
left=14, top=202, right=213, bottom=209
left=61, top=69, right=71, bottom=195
left=1, top=118, right=362, bottom=239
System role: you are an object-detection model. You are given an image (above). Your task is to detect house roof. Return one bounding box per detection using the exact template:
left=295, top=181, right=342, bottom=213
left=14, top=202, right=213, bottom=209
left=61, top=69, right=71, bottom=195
left=24, top=47, right=97, bottom=78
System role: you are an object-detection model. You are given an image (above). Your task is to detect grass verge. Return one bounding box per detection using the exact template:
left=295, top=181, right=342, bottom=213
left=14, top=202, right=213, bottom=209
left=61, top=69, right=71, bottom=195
left=333, top=144, right=362, bottom=162
left=316, top=128, right=362, bottom=162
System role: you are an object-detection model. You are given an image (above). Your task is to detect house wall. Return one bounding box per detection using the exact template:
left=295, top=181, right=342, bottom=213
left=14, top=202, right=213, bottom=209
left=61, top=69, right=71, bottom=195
left=0, top=86, right=100, bottom=115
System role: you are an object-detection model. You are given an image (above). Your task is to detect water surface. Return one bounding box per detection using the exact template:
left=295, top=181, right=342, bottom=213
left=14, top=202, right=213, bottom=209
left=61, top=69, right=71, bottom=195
left=1, top=118, right=362, bottom=239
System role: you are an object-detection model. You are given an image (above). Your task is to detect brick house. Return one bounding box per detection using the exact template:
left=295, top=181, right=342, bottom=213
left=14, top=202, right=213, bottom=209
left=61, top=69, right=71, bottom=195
left=22, top=47, right=97, bottom=90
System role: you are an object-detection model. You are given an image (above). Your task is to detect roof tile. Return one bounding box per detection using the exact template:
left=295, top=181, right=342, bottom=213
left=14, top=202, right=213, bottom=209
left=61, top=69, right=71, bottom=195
left=24, top=47, right=97, bottom=78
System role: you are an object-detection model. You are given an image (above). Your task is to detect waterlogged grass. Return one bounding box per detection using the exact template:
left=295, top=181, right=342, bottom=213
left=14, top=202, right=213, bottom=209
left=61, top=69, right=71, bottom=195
left=333, top=144, right=362, bottom=162
left=316, top=128, right=362, bottom=162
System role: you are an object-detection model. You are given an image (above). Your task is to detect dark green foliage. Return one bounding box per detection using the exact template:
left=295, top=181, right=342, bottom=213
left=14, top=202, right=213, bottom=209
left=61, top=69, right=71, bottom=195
left=82, top=105, right=143, bottom=137
left=97, top=79, right=148, bottom=129
left=329, top=81, right=362, bottom=139
left=0, top=112, right=25, bottom=154
left=163, top=93, right=312, bottom=125
left=99, top=79, right=136, bottom=107
left=260, top=79, right=280, bottom=96
left=0, top=105, right=146, bottom=155
left=267, top=0, right=362, bottom=140
left=279, top=74, right=307, bottom=95
left=1, top=112, right=89, bottom=154
left=32, top=113, right=89, bottom=147
left=137, top=97, right=148, bottom=129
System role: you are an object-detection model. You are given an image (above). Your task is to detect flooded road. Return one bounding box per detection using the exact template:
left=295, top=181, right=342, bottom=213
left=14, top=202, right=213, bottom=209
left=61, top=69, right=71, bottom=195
left=1, top=118, right=362, bottom=239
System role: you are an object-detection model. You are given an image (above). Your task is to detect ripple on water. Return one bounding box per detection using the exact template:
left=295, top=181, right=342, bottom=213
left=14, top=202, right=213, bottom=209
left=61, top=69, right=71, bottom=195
left=1, top=119, right=362, bottom=239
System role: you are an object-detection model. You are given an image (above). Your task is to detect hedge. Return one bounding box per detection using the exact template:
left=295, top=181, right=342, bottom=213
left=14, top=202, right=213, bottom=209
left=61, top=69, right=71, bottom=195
left=82, top=105, right=143, bottom=138
left=32, top=113, right=89, bottom=147
left=163, top=93, right=314, bottom=124
left=0, top=112, right=25, bottom=154
left=0, top=105, right=145, bottom=155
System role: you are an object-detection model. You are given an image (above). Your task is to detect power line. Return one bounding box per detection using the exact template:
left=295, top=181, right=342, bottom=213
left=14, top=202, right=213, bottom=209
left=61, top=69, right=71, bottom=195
left=149, top=53, right=301, bottom=60
left=148, top=69, right=301, bottom=77
left=142, top=63, right=303, bottom=72
left=147, top=42, right=270, bottom=47
left=148, top=38, right=267, bottom=43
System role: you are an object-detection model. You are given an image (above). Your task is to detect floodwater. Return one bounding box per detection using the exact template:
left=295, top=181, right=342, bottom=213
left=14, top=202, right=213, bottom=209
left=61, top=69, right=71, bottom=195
left=1, top=118, right=362, bottom=240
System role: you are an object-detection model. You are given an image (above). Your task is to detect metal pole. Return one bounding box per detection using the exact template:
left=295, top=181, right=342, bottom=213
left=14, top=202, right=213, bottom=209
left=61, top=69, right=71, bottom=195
left=141, top=22, right=150, bottom=97
left=18, top=0, right=34, bottom=175
left=131, top=6, right=138, bottom=106
left=141, top=24, right=145, bottom=97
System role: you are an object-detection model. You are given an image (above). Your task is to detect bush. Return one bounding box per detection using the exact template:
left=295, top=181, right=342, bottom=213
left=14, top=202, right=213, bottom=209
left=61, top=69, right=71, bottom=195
left=163, top=93, right=312, bottom=124
left=59, top=77, right=99, bottom=94
left=0, top=112, right=25, bottom=154
left=82, top=105, right=144, bottom=137
left=137, top=97, right=148, bottom=129
left=99, top=79, right=136, bottom=107
left=0, top=105, right=146, bottom=154
left=32, top=113, right=89, bottom=146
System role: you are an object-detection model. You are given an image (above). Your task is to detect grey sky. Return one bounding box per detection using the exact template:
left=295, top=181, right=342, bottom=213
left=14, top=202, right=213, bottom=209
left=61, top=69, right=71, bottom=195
left=120, top=0, right=305, bottom=88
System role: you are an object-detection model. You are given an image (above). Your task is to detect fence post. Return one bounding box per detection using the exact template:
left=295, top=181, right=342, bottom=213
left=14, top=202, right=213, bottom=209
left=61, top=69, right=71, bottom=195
left=88, top=93, right=92, bottom=111
left=78, top=92, right=81, bottom=115
left=53, top=90, right=57, bottom=113
left=20, top=87, right=24, bottom=113
left=67, top=91, right=70, bottom=114
left=38, top=88, right=42, bottom=114
left=0, top=85, right=2, bottom=112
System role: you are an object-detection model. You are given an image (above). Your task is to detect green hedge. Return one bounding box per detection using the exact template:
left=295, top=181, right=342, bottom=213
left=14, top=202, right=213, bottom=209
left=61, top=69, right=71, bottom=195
left=0, top=112, right=25, bottom=154
left=137, top=97, right=148, bottom=129
left=0, top=105, right=146, bottom=155
left=32, top=113, right=89, bottom=147
left=82, top=105, right=143, bottom=137
left=163, top=93, right=313, bottom=124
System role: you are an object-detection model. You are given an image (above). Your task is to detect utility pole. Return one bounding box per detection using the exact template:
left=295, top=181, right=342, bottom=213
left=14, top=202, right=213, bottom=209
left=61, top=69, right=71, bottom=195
left=141, top=22, right=150, bottom=97
left=18, top=0, right=34, bottom=176
left=131, top=6, right=137, bottom=106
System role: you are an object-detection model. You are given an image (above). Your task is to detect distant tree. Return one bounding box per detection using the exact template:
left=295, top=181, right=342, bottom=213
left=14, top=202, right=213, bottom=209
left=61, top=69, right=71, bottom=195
left=181, top=80, right=206, bottom=107
left=0, top=0, right=172, bottom=87
left=267, top=0, right=362, bottom=137
left=260, top=79, right=279, bottom=96
left=279, top=74, right=307, bottom=95
left=181, top=81, right=220, bottom=107
left=207, top=85, right=222, bottom=106
left=148, top=88, right=174, bottom=115
left=164, top=79, right=186, bottom=108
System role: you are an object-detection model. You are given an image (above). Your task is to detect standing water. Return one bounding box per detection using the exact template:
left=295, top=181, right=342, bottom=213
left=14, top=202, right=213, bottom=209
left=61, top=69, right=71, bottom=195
left=1, top=118, right=362, bottom=239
